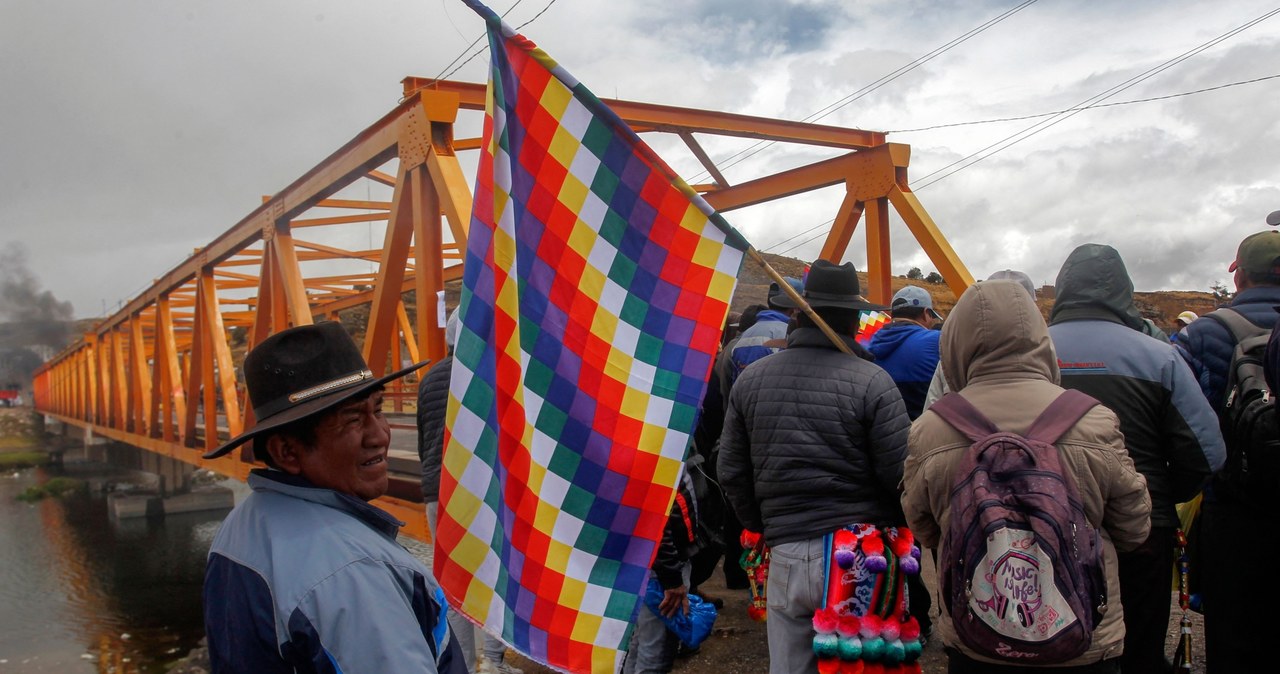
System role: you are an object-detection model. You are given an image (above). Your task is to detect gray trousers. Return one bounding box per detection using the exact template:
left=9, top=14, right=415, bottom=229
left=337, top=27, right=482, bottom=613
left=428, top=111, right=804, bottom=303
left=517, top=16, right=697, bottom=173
left=766, top=537, right=826, bottom=674
left=427, top=502, right=509, bottom=671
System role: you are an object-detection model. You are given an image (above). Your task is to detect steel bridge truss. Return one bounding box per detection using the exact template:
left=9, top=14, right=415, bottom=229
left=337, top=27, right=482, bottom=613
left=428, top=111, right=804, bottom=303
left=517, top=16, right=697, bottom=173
left=33, top=78, right=973, bottom=538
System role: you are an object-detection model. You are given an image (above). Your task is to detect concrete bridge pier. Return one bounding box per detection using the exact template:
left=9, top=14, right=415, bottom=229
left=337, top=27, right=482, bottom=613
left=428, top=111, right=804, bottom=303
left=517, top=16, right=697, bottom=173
left=52, top=422, right=234, bottom=519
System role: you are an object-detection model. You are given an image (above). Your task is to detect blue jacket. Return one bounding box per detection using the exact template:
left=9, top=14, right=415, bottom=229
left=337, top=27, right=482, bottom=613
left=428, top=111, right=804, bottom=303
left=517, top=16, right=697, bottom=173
left=1176, top=286, right=1280, bottom=411
left=204, top=470, right=464, bottom=674
left=1051, top=320, right=1225, bottom=527
left=726, top=310, right=790, bottom=387
left=866, top=321, right=940, bottom=419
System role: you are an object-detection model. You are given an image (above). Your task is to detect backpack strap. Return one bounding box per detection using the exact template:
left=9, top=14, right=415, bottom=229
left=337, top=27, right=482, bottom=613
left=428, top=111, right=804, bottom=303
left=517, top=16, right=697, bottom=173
left=928, top=392, right=999, bottom=442
left=1024, top=389, right=1100, bottom=445
left=1206, top=308, right=1270, bottom=355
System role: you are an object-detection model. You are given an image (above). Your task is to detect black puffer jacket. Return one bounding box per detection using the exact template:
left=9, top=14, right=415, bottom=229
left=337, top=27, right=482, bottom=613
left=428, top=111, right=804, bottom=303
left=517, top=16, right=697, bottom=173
left=717, top=327, right=911, bottom=546
left=417, top=356, right=453, bottom=504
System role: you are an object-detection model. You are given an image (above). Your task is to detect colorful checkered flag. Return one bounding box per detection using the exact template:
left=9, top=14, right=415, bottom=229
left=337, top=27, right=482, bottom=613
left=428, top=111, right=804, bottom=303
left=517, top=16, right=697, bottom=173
left=435, top=2, right=748, bottom=672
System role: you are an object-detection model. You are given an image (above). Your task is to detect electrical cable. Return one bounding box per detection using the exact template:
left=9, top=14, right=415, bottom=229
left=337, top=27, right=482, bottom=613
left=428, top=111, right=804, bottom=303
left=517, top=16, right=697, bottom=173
left=912, top=6, right=1280, bottom=190
left=686, top=0, right=1040, bottom=184
left=437, top=0, right=562, bottom=83
left=885, top=73, right=1280, bottom=134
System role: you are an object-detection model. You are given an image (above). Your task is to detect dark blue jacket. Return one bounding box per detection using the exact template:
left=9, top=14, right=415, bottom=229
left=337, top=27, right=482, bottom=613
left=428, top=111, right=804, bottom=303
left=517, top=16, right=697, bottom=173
left=1176, top=286, right=1280, bottom=411
left=204, top=470, right=464, bottom=674
left=1051, top=320, right=1224, bottom=526
left=866, top=321, right=940, bottom=419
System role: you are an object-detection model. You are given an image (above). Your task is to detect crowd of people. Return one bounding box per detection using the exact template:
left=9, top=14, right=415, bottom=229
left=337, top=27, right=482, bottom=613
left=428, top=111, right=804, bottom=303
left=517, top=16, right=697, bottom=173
left=195, top=226, right=1280, bottom=674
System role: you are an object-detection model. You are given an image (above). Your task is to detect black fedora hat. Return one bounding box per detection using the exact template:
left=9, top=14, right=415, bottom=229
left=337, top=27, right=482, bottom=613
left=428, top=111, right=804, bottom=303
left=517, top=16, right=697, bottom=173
left=773, top=259, right=886, bottom=312
left=202, top=321, right=429, bottom=459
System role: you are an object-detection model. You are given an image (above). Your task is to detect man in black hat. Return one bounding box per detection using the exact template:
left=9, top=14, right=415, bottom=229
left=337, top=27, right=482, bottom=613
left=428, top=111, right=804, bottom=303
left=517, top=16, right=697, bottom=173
left=717, top=260, right=911, bottom=673
left=202, top=321, right=465, bottom=674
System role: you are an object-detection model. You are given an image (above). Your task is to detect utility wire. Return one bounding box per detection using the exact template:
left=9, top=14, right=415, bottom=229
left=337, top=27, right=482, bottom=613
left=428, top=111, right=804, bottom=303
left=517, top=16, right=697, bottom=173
left=686, top=0, right=1040, bottom=185
left=886, top=73, right=1280, bottom=134
left=770, top=9, right=1280, bottom=257
left=912, top=6, right=1280, bottom=190
left=437, top=0, right=562, bottom=82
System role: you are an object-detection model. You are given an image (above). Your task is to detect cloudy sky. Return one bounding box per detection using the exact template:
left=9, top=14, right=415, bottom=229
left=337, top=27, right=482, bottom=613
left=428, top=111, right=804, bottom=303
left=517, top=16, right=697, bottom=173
left=2, top=0, right=1278, bottom=319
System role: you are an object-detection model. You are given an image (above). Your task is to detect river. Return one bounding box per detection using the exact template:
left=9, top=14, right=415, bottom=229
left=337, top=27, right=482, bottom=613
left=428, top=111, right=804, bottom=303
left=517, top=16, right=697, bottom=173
left=0, top=451, right=245, bottom=673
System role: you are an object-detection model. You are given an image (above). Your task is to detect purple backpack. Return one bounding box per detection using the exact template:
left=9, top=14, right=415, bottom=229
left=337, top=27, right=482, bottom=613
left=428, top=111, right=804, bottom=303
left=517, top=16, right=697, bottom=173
left=929, top=391, right=1108, bottom=664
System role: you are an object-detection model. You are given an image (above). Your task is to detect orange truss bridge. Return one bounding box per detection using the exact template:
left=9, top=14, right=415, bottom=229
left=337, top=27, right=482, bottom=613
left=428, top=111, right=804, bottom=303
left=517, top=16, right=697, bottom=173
left=32, top=78, right=973, bottom=540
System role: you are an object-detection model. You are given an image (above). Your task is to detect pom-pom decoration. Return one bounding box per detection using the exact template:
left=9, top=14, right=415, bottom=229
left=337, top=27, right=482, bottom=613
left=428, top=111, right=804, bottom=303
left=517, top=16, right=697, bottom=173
left=860, top=529, right=887, bottom=574
left=814, top=632, right=841, bottom=658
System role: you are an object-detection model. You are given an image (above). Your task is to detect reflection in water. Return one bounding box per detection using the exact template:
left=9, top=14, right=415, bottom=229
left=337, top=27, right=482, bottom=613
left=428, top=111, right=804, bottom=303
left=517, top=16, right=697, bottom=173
left=0, top=456, right=233, bottom=673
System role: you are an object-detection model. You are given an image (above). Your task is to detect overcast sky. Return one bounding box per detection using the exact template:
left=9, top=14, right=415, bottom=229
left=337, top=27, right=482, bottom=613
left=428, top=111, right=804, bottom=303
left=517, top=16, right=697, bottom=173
left=2, top=0, right=1278, bottom=319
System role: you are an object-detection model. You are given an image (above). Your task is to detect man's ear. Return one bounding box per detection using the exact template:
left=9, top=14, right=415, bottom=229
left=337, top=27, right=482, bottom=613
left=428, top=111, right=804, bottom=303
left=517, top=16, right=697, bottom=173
left=264, top=434, right=306, bottom=475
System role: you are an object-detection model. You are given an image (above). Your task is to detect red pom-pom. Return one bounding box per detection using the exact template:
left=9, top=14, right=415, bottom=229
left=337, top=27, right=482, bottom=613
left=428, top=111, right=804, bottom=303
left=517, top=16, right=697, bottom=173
left=814, top=607, right=840, bottom=633
left=747, top=604, right=768, bottom=622
left=887, top=527, right=914, bottom=558
left=839, top=660, right=865, bottom=674
left=861, top=530, right=884, bottom=556
left=741, top=530, right=762, bottom=548
left=859, top=614, right=883, bottom=639
left=818, top=658, right=841, bottom=674
left=837, top=615, right=862, bottom=638
left=899, top=617, right=921, bottom=642
left=881, top=620, right=901, bottom=641
left=863, top=663, right=886, bottom=674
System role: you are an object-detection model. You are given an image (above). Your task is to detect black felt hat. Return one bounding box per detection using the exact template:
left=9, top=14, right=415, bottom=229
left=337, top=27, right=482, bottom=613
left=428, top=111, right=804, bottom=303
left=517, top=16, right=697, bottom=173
left=773, top=259, right=885, bottom=312
left=202, top=321, right=429, bottom=459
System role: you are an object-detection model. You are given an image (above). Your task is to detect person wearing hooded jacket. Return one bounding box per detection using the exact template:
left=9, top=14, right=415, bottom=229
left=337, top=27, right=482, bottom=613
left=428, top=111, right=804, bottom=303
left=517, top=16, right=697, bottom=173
left=1048, top=244, right=1224, bottom=673
left=902, top=279, right=1152, bottom=673
left=718, top=259, right=911, bottom=674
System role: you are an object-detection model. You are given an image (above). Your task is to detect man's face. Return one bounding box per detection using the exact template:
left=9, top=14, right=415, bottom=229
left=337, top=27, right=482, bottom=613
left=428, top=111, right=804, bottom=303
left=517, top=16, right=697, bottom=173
left=297, top=390, right=392, bottom=501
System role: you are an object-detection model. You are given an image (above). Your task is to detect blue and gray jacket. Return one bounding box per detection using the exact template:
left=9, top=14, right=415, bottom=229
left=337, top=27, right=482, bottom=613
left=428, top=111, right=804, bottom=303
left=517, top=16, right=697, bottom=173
left=726, top=310, right=790, bottom=387
left=204, top=470, right=464, bottom=674
left=866, top=321, right=940, bottom=419
left=1049, top=244, right=1224, bottom=527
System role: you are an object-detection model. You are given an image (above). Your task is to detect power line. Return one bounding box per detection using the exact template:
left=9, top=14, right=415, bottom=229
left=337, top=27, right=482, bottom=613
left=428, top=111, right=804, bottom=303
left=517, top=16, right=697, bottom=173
left=687, top=0, right=1040, bottom=184
left=912, top=6, right=1280, bottom=190
left=429, top=0, right=528, bottom=83
left=885, top=73, right=1280, bottom=134
left=437, top=0, right=563, bottom=81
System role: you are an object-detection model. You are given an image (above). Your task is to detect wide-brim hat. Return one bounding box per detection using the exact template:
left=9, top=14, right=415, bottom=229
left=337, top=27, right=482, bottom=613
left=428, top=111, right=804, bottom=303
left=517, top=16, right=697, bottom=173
left=202, top=321, right=429, bottom=459
left=773, top=259, right=886, bottom=312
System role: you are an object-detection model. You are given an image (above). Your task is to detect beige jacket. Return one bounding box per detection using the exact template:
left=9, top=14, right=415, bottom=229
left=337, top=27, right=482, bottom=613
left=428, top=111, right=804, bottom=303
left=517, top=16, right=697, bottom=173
left=901, top=280, right=1151, bottom=666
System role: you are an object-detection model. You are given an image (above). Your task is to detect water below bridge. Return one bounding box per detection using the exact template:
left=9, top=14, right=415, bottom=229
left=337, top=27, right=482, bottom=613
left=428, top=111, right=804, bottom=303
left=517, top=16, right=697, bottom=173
left=0, top=446, right=236, bottom=672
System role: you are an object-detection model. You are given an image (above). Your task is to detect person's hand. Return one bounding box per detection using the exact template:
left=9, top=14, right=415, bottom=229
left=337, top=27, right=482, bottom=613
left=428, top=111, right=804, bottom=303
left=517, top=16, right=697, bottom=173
left=658, top=585, right=690, bottom=618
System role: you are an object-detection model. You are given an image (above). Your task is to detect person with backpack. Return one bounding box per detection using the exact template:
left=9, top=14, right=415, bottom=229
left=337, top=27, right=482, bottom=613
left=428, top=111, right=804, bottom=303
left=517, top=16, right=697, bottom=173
left=1174, top=229, right=1280, bottom=673
left=902, top=279, right=1151, bottom=673
left=1048, top=243, right=1224, bottom=673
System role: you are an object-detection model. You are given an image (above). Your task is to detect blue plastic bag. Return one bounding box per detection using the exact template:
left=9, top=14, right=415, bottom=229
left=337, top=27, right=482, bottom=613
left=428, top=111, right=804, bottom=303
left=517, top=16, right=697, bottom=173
left=643, top=578, right=718, bottom=648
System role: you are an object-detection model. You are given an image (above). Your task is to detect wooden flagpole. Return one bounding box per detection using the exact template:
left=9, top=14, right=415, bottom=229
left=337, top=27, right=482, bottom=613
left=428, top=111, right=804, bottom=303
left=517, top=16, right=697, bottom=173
left=745, top=247, right=855, bottom=356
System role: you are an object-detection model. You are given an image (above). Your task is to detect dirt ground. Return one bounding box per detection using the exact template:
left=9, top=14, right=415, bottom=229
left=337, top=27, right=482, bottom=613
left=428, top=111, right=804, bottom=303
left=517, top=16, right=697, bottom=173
left=501, top=551, right=1206, bottom=674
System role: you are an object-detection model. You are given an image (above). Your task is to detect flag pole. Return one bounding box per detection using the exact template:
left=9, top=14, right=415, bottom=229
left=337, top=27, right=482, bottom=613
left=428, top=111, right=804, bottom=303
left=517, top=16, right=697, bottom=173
left=745, top=247, right=854, bottom=356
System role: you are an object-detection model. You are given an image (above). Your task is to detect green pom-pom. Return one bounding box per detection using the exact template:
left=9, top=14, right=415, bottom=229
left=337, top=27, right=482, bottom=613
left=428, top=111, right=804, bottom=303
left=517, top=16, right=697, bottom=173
left=883, top=639, right=905, bottom=664
left=861, top=636, right=886, bottom=660
left=904, top=639, right=924, bottom=662
left=813, top=632, right=840, bottom=657
left=837, top=636, right=863, bottom=660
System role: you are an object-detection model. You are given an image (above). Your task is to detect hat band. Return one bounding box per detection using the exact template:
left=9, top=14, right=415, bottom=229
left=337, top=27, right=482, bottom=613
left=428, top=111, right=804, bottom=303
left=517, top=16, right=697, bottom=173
left=805, top=290, right=861, bottom=303
left=288, top=369, right=375, bottom=403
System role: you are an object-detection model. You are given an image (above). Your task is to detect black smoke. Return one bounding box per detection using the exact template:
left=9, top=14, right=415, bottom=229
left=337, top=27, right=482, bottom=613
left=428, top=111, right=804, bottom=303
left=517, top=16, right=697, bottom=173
left=1, top=242, right=74, bottom=384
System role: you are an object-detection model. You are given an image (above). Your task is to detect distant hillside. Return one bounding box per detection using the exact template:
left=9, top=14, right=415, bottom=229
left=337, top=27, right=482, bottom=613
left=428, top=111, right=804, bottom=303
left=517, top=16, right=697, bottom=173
left=731, top=253, right=1220, bottom=336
